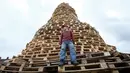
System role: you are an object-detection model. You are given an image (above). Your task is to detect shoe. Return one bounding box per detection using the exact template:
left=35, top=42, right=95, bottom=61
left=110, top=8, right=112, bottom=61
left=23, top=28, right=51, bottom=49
left=71, top=61, right=79, bottom=65
left=59, top=62, right=64, bottom=66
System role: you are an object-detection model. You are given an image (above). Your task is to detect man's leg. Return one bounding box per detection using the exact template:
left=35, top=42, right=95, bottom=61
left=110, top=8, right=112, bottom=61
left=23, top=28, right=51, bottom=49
left=59, top=42, right=66, bottom=66
left=68, top=41, right=78, bottom=65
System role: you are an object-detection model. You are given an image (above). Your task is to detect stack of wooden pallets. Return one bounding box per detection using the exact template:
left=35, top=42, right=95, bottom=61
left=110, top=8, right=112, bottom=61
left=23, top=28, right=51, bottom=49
left=0, top=2, right=130, bottom=73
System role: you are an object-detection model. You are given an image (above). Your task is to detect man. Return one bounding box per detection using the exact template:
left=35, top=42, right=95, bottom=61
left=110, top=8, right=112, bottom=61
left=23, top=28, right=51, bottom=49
left=59, top=25, right=78, bottom=66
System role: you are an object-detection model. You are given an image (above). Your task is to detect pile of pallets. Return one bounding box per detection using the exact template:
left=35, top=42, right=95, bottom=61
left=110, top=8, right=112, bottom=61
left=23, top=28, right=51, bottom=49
left=1, top=52, right=130, bottom=73
left=0, top=2, right=130, bottom=73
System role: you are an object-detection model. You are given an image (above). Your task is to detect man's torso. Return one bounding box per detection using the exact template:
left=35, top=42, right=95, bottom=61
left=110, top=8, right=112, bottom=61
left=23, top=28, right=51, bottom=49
left=62, top=30, right=72, bottom=42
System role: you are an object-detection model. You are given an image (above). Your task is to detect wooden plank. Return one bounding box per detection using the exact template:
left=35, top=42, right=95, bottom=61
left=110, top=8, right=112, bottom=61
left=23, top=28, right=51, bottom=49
left=81, top=66, right=85, bottom=70
left=19, top=62, right=26, bottom=71
left=81, top=59, right=87, bottom=64
left=104, top=52, right=111, bottom=56
left=109, top=64, right=116, bottom=69
left=112, top=70, right=119, bottom=73
left=0, top=66, right=6, bottom=70
left=58, top=66, right=64, bottom=73
left=38, top=67, right=44, bottom=71
left=100, top=63, right=108, bottom=69
left=116, top=57, right=122, bottom=62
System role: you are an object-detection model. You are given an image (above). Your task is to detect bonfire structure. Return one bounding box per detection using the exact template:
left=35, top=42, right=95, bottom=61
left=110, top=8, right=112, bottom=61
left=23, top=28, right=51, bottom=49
left=0, top=3, right=130, bottom=73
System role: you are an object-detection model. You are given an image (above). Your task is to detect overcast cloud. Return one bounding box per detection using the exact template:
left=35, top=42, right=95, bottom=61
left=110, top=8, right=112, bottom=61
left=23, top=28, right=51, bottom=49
left=0, top=0, right=130, bottom=58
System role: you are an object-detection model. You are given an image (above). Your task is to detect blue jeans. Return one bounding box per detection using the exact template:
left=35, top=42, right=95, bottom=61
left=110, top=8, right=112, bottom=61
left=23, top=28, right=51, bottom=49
left=60, top=40, right=76, bottom=63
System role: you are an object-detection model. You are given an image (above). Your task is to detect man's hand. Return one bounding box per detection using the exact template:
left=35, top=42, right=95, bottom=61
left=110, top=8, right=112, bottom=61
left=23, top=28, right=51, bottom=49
left=72, top=41, right=74, bottom=44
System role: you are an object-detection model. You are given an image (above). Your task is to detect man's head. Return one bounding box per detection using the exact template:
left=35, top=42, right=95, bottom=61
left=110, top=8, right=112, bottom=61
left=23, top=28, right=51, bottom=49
left=62, top=25, right=69, bottom=31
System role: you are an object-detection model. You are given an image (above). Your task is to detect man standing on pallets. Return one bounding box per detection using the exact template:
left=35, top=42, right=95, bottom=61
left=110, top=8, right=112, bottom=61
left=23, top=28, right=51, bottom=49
left=59, top=25, right=79, bottom=66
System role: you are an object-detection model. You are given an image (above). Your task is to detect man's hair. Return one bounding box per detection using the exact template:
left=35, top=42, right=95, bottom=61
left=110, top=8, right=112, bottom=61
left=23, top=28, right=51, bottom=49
left=62, top=25, right=69, bottom=28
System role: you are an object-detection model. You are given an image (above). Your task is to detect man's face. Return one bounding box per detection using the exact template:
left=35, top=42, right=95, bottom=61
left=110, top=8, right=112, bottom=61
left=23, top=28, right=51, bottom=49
left=63, top=26, right=69, bottom=31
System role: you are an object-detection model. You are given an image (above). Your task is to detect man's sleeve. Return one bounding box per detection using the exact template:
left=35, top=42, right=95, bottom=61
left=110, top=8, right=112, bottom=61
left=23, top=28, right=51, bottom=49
left=59, top=32, right=63, bottom=45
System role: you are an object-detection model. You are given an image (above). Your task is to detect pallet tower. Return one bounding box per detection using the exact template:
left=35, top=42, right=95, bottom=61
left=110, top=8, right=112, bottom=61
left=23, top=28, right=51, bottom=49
left=1, top=3, right=130, bottom=73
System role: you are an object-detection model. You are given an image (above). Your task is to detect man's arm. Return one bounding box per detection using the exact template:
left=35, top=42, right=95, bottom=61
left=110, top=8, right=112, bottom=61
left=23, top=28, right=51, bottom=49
left=70, top=30, right=74, bottom=43
left=59, top=32, right=63, bottom=45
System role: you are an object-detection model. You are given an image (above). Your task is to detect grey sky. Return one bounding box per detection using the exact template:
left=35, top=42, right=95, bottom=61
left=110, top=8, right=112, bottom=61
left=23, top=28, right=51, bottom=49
left=0, top=0, right=130, bottom=58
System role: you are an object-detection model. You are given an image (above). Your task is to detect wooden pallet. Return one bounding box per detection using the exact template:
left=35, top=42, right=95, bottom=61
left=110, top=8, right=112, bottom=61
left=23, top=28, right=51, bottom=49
left=58, top=63, right=108, bottom=73
left=108, top=61, right=130, bottom=70
left=1, top=66, right=44, bottom=73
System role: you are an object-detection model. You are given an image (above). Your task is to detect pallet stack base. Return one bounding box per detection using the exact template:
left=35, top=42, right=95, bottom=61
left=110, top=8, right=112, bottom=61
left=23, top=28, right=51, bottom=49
left=1, top=52, right=130, bottom=73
